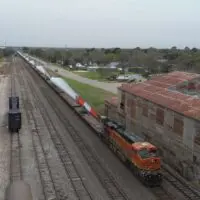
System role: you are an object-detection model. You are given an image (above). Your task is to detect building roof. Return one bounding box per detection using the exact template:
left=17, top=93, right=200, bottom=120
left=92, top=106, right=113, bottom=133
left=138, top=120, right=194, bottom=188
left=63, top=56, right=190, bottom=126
left=119, top=71, right=200, bottom=120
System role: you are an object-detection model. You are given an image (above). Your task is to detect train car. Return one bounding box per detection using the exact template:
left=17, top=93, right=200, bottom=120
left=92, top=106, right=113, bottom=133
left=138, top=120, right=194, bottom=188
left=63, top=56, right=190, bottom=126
left=8, top=96, right=21, bottom=133
left=35, top=65, right=50, bottom=80
left=100, top=116, right=162, bottom=187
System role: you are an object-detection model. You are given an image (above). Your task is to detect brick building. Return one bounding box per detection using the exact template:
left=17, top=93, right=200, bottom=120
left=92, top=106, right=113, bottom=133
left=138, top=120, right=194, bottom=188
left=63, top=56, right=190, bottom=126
left=105, top=71, right=200, bottom=182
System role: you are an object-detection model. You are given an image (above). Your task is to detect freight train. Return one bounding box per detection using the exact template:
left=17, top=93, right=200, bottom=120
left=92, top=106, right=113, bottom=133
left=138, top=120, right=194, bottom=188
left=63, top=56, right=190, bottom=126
left=99, top=116, right=162, bottom=186
left=17, top=52, right=162, bottom=187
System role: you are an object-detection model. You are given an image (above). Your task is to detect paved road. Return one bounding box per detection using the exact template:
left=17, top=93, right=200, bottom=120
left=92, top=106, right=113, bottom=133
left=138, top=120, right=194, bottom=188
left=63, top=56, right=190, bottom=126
left=29, top=56, right=122, bottom=94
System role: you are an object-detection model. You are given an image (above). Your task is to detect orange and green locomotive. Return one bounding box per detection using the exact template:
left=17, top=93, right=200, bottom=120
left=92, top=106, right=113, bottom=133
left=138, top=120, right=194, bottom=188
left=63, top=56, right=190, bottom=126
left=99, top=117, right=162, bottom=187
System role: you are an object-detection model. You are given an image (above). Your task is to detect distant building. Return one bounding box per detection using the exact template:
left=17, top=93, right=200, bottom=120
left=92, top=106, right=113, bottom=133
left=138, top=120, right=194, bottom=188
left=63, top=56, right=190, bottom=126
left=157, top=58, right=168, bottom=63
left=87, top=66, right=99, bottom=71
left=105, top=71, right=200, bottom=182
left=76, top=63, right=84, bottom=68
left=107, top=62, right=120, bottom=68
left=116, top=74, right=143, bottom=82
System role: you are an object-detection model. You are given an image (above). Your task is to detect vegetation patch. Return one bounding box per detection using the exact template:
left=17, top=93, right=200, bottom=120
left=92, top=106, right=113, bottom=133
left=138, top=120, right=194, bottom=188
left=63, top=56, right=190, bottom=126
left=0, top=63, right=10, bottom=75
left=63, top=77, right=116, bottom=113
left=74, top=71, right=106, bottom=81
left=24, top=46, right=200, bottom=75
left=0, top=57, right=3, bottom=65
left=74, top=69, right=120, bottom=81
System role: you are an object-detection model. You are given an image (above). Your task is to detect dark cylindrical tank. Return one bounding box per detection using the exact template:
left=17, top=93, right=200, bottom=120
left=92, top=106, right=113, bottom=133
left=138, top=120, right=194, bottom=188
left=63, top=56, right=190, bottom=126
left=6, top=181, right=33, bottom=200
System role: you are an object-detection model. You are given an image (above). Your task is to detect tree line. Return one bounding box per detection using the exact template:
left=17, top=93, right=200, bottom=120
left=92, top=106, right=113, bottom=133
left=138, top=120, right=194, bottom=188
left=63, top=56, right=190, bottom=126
left=22, top=46, right=200, bottom=74
left=0, top=48, right=15, bottom=58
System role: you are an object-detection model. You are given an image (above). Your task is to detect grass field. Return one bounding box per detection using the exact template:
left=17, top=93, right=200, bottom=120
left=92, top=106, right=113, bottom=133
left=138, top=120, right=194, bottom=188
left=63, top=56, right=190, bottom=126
left=74, top=71, right=104, bottom=80
left=74, top=70, right=139, bottom=81
left=63, top=77, right=116, bottom=113
left=74, top=70, right=119, bottom=81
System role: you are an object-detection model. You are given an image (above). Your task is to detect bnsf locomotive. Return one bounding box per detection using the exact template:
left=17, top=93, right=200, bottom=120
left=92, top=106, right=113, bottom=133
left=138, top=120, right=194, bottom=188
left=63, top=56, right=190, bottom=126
left=99, top=117, right=162, bottom=187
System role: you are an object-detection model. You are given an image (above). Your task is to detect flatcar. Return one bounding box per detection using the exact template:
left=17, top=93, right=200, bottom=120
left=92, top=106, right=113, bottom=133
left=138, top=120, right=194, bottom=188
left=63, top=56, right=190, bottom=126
left=100, top=116, right=162, bottom=187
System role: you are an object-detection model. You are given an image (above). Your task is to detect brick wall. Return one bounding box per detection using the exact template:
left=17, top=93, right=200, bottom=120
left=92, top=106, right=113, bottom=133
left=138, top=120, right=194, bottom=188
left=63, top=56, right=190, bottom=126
left=113, top=89, right=200, bottom=181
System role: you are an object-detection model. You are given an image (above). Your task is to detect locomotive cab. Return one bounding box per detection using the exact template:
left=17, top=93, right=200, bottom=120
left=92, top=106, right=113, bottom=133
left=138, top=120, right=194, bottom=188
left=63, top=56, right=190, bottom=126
left=132, top=142, right=162, bottom=186
left=100, top=116, right=162, bottom=186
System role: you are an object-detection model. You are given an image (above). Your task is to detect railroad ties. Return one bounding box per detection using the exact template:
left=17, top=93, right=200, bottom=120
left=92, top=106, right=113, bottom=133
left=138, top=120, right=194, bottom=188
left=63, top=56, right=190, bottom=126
left=9, top=63, right=22, bottom=183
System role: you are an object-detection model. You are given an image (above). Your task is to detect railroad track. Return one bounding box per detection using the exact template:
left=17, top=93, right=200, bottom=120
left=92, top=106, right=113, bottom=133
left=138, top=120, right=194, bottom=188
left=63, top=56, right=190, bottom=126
left=17, top=67, right=59, bottom=200
left=10, top=62, right=22, bottom=182
left=23, top=59, right=130, bottom=200
left=43, top=88, right=130, bottom=200
left=151, top=187, right=173, bottom=200
left=23, top=66, right=94, bottom=199
left=162, top=167, right=200, bottom=200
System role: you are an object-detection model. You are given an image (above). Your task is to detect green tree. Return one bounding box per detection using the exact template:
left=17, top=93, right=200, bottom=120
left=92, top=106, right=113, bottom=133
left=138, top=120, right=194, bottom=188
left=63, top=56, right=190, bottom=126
left=119, top=52, right=129, bottom=63
left=191, top=48, right=198, bottom=53
left=0, top=49, right=3, bottom=59
left=22, top=47, right=29, bottom=53
left=3, top=48, right=15, bottom=57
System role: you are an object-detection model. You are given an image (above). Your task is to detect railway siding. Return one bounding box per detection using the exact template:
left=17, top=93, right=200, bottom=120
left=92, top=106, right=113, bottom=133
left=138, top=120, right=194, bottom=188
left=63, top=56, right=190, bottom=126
left=25, top=74, right=93, bottom=200
left=19, top=66, right=77, bottom=200
left=15, top=64, right=45, bottom=200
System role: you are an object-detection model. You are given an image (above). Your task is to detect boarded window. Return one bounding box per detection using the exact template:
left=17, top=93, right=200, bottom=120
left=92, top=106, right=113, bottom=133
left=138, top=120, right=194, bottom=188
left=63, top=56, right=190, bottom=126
left=173, top=118, right=183, bottom=136
left=142, top=103, right=148, bottom=117
left=131, top=100, right=136, bottom=119
left=156, top=108, right=164, bottom=126
left=120, top=92, right=125, bottom=110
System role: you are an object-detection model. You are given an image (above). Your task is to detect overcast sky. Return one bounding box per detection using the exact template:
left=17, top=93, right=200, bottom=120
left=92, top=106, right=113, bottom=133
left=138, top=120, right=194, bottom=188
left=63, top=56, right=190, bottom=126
left=0, top=0, right=199, bottom=48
